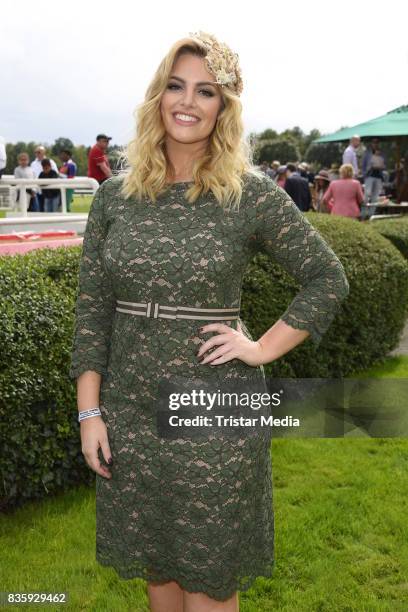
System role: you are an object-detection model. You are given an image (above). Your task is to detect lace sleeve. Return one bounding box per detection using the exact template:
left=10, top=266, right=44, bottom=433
left=254, top=180, right=350, bottom=347
left=68, top=181, right=116, bottom=379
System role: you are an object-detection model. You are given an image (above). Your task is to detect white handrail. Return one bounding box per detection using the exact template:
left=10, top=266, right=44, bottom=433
left=0, top=214, right=88, bottom=225
left=0, top=177, right=99, bottom=216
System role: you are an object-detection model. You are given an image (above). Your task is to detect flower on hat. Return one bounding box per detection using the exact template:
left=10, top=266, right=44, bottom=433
left=188, top=30, right=243, bottom=96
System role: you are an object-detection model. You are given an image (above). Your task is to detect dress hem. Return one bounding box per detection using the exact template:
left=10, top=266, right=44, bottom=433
left=95, top=554, right=275, bottom=602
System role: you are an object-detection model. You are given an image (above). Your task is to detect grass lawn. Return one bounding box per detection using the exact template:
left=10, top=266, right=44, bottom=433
left=70, top=195, right=93, bottom=214
left=2, top=435, right=407, bottom=610
left=1, top=259, right=408, bottom=610
left=2, top=195, right=90, bottom=217
left=2, top=434, right=407, bottom=612
left=352, top=355, right=408, bottom=378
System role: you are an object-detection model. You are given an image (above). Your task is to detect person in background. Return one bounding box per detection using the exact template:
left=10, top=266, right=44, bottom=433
left=298, top=162, right=315, bottom=184
left=342, top=135, right=360, bottom=177
left=307, top=164, right=315, bottom=184
left=14, top=152, right=40, bottom=211
left=275, top=165, right=287, bottom=188
left=31, top=146, right=59, bottom=212
left=88, top=134, right=113, bottom=184
left=323, top=163, right=363, bottom=220
left=38, top=159, right=60, bottom=212
left=270, top=160, right=280, bottom=179
left=0, top=136, right=6, bottom=179
left=328, top=163, right=340, bottom=181
left=387, top=158, right=407, bottom=201
left=59, top=149, right=77, bottom=212
left=311, top=169, right=331, bottom=213
left=259, top=160, right=274, bottom=177
left=361, top=138, right=386, bottom=218
left=298, top=162, right=307, bottom=177
left=284, top=162, right=311, bottom=211
left=396, top=159, right=408, bottom=203
left=30, top=146, right=59, bottom=176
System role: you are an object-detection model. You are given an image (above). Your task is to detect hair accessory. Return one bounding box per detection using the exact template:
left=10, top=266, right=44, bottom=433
left=188, top=30, right=243, bottom=96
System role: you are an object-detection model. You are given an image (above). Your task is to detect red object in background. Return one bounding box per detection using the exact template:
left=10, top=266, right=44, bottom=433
left=0, top=230, right=77, bottom=242
left=0, top=230, right=83, bottom=255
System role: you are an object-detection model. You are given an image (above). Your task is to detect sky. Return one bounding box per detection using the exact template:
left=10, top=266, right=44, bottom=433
left=1, top=0, right=407, bottom=147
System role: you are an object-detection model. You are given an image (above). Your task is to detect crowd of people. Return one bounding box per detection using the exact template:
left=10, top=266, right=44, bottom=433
left=258, top=136, right=404, bottom=221
left=1, top=131, right=405, bottom=220
left=0, top=133, right=113, bottom=213
left=12, top=146, right=77, bottom=213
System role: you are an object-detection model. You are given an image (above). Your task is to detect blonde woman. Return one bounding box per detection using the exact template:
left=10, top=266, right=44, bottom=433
left=323, top=163, right=364, bottom=219
left=69, top=31, right=350, bottom=612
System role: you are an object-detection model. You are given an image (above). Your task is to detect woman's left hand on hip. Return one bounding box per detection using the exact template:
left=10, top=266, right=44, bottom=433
left=197, top=322, right=264, bottom=367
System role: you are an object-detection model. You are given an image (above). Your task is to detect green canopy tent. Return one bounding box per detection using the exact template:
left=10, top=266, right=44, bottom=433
left=314, top=105, right=408, bottom=142
left=313, top=105, right=408, bottom=201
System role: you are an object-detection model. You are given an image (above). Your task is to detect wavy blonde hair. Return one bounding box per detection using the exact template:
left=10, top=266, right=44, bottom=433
left=120, top=35, right=262, bottom=210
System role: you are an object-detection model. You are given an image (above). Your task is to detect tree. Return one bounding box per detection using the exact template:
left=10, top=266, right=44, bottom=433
left=73, top=145, right=89, bottom=176
left=249, top=126, right=330, bottom=166
left=52, top=137, right=75, bottom=156
left=258, top=128, right=278, bottom=141
left=280, top=126, right=304, bottom=141
left=303, top=129, right=321, bottom=153
left=256, top=139, right=300, bottom=165
left=305, top=141, right=344, bottom=169
left=4, top=141, right=38, bottom=173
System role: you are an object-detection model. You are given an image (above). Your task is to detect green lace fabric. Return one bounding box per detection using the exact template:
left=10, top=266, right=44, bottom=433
left=69, top=173, right=349, bottom=600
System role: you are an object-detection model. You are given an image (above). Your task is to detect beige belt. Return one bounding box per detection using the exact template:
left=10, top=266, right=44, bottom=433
left=115, top=300, right=240, bottom=321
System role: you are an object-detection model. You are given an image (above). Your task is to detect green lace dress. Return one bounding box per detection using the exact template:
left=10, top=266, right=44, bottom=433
left=69, top=172, right=349, bottom=601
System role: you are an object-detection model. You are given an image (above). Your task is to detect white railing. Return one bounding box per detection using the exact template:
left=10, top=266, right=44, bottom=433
left=0, top=176, right=99, bottom=216
left=367, top=202, right=408, bottom=221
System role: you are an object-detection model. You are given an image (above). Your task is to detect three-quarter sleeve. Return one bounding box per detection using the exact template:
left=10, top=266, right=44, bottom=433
left=253, top=179, right=350, bottom=347
left=69, top=181, right=116, bottom=380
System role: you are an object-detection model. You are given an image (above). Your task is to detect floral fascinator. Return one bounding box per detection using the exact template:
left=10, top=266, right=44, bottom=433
left=188, top=30, right=243, bottom=96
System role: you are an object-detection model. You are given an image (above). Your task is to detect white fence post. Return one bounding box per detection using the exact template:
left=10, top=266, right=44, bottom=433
left=18, top=185, right=28, bottom=214
left=60, top=186, right=67, bottom=214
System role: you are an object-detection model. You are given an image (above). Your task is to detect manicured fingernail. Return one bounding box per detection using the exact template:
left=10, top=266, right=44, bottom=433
left=199, top=327, right=205, bottom=333
left=108, top=457, right=113, bottom=465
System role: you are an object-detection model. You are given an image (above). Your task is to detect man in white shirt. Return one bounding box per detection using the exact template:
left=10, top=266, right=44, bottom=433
left=30, top=146, right=58, bottom=211
left=342, top=135, right=361, bottom=177
left=30, top=146, right=58, bottom=176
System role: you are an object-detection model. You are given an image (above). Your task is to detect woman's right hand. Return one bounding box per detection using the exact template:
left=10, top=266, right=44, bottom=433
left=80, top=416, right=113, bottom=479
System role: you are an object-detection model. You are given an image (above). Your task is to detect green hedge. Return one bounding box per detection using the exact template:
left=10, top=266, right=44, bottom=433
left=371, top=216, right=408, bottom=260
left=0, top=248, right=93, bottom=512
left=242, top=213, right=408, bottom=378
left=1, top=215, right=408, bottom=510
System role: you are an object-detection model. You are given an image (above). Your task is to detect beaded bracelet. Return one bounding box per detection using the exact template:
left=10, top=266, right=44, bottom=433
left=78, top=407, right=102, bottom=422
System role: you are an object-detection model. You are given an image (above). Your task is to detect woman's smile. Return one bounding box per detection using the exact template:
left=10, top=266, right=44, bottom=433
left=173, top=112, right=200, bottom=126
